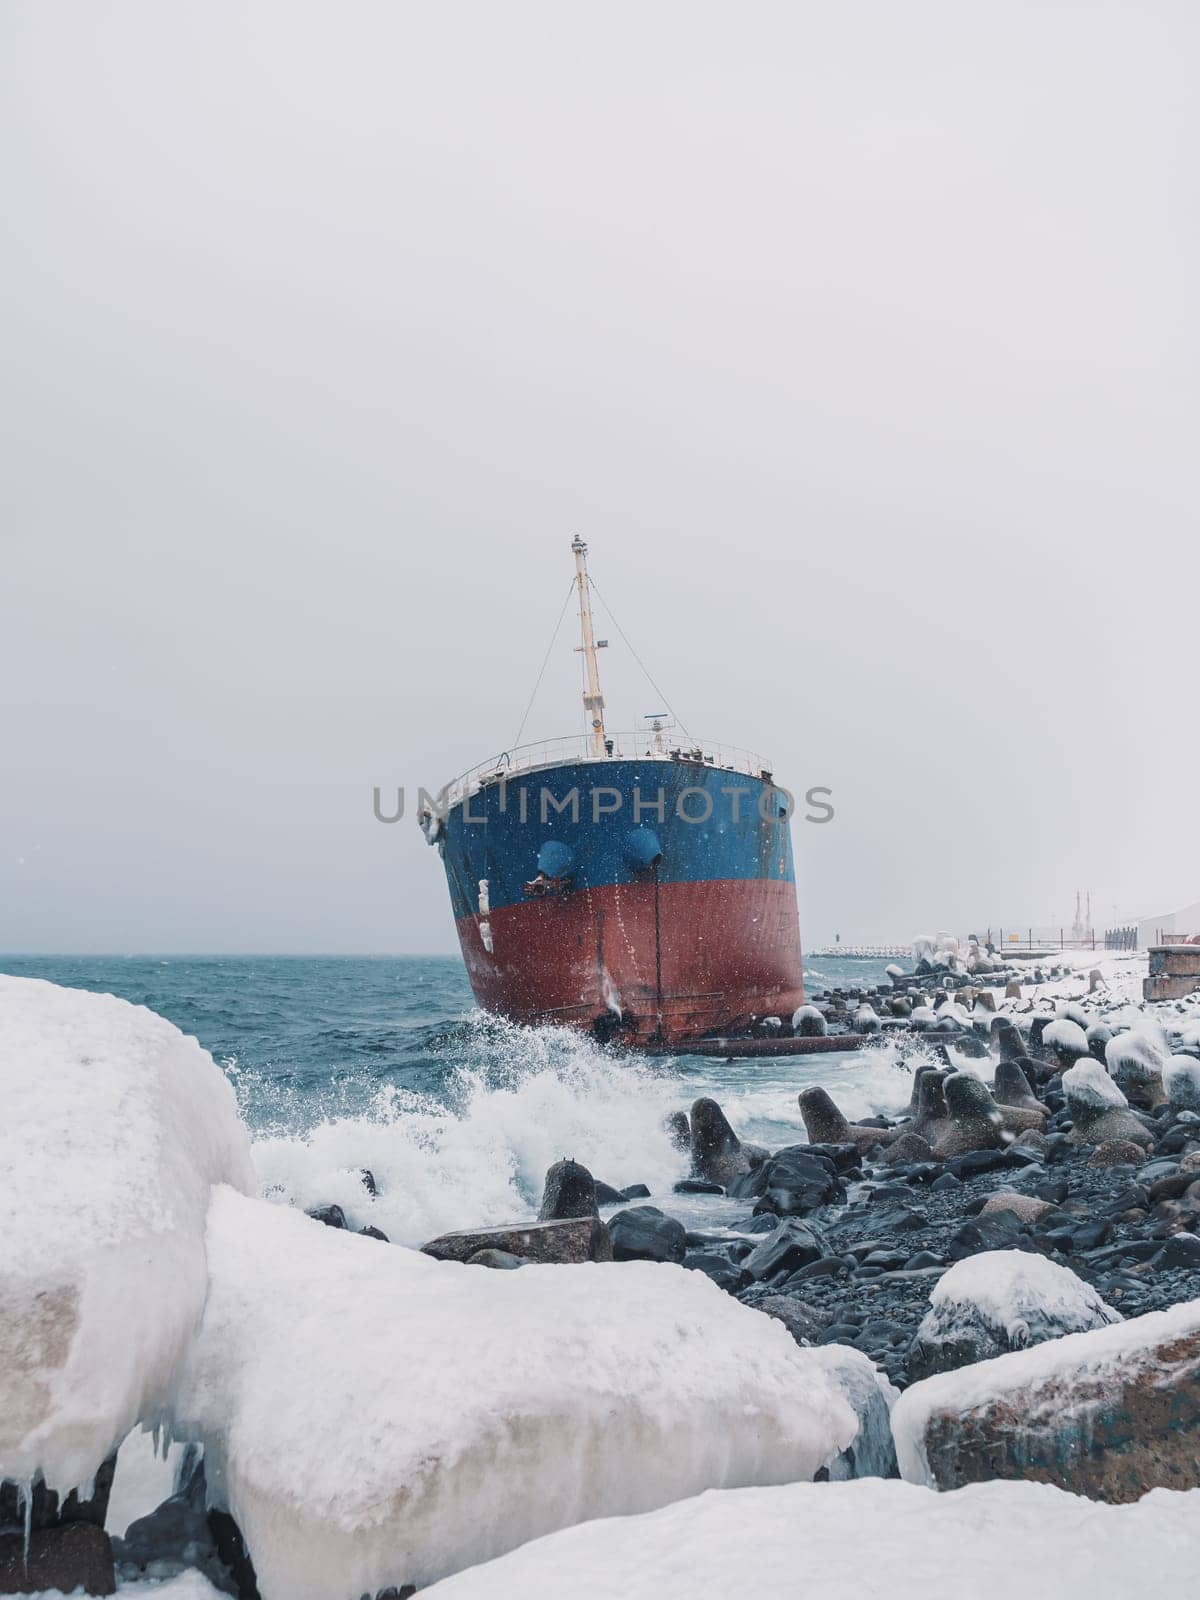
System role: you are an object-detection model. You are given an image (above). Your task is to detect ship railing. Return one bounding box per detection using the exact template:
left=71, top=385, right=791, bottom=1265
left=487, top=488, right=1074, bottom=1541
left=435, top=732, right=775, bottom=812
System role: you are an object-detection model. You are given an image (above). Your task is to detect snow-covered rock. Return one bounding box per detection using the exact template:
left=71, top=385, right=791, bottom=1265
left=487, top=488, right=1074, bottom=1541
left=420, top=1477, right=1200, bottom=1600
left=894, top=1298, right=1200, bottom=1500
left=907, top=1251, right=1120, bottom=1382
left=1106, top=1029, right=1168, bottom=1107
left=1164, top=1055, right=1200, bottom=1113
left=1061, top=1060, right=1152, bottom=1148
left=0, top=976, right=254, bottom=1496
left=791, top=1003, right=827, bottom=1036
left=1043, top=1017, right=1089, bottom=1061
left=175, top=1188, right=868, bottom=1598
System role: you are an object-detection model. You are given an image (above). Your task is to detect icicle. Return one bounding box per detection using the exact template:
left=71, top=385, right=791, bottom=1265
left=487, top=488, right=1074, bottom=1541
left=20, top=1479, right=33, bottom=1572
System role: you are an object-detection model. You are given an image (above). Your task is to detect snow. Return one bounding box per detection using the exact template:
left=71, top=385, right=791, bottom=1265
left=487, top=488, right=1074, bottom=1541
left=1043, top=1017, right=1088, bottom=1056
left=917, top=1250, right=1120, bottom=1350
left=893, top=1297, right=1200, bottom=1488
left=420, top=1477, right=1200, bottom=1599
left=105, top=1426, right=190, bottom=1538
left=0, top=976, right=255, bottom=1497
left=175, top=1187, right=865, bottom=1598
left=26, top=1578, right=224, bottom=1600
left=1106, top=1028, right=1167, bottom=1080
left=1062, top=1059, right=1128, bottom=1110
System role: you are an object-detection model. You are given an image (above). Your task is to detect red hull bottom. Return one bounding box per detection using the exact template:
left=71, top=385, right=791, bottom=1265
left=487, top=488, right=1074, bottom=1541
left=455, top=878, right=804, bottom=1045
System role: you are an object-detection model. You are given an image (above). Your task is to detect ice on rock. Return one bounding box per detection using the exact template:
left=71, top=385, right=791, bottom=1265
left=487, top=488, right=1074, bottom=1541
left=420, top=1477, right=1200, bottom=1600
left=0, top=976, right=255, bottom=1496
left=1062, top=1059, right=1128, bottom=1110
left=1042, top=1018, right=1088, bottom=1057
left=1053, top=1001, right=1089, bottom=1028
left=908, top=1251, right=1120, bottom=1379
left=175, top=1188, right=864, bottom=1598
left=1106, top=1029, right=1167, bottom=1089
left=1164, top=1055, right=1200, bottom=1112
left=803, top=1347, right=898, bottom=1480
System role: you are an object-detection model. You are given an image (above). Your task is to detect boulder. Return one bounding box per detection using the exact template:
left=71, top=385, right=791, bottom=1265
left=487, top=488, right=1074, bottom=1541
left=1088, top=1139, right=1148, bottom=1168
left=1043, top=1019, right=1089, bottom=1068
left=797, top=1087, right=891, bottom=1155
left=979, top=1192, right=1055, bottom=1225
left=906, top=1250, right=1119, bottom=1384
left=608, top=1206, right=687, bottom=1265
left=538, top=1159, right=599, bottom=1221
left=690, top=1098, right=751, bottom=1187
left=875, top=1132, right=934, bottom=1167
left=752, top=1147, right=843, bottom=1216
left=894, top=1299, right=1200, bottom=1501
left=421, top=1217, right=612, bottom=1264
left=992, top=1059, right=1043, bottom=1115
left=929, top=1076, right=1006, bottom=1161
left=307, top=1203, right=347, bottom=1230
left=743, top=1219, right=828, bottom=1282
left=945, top=1209, right=1027, bottom=1260
left=0, top=1523, right=115, bottom=1597
left=1106, top=1032, right=1168, bottom=1110
left=791, top=1005, right=828, bottom=1037
left=1062, top=1062, right=1154, bottom=1150
left=1164, top=1056, right=1200, bottom=1114
left=751, top=1294, right=829, bottom=1347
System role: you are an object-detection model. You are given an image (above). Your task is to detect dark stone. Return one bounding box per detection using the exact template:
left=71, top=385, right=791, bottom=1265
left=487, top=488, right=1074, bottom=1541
left=738, top=1212, right=780, bottom=1234
left=358, top=1225, right=390, bottom=1242
left=754, top=1146, right=844, bottom=1216
left=945, top=1149, right=1013, bottom=1179
left=0, top=1523, right=115, bottom=1596
left=465, top=1248, right=527, bottom=1268
left=306, top=1204, right=347, bottom=1229
left=421, top=1217, right=612, bottom=1264
left=683, top=1251, right=748, bottom=1291
left=0, top=1454, right=116, bottom=1533
left=608, top=1205, right=687, bottom=1264
left=618, top=1183, right=652, bottom=1201
left=359, top=1168, right=378, bottom=1197
left=752, top=1294, right=829, bottom=1345
left=930, top=1172, right=962, bottom=1193
left=593, top=1180, right=625, bottom=1206
left=208, top=1508, right=261, bottom=1600
left=539, top=1158, right=599, bottom=1221
left=903, top=1251, right=943, bottom=1270
left=946, top=1209, right=1027, bottom=1260
left=1153, top=1232, right=1200, bottom=1270
left=744, top=1218, right=827, bottom=1281
left=673, top=1178, right=724, bottom=1195
left=786, top=1255, right=850, bottom=1280
left=860, top=1249, right=910, bottom=1271
left=690, top=1097, right=751, bottom=1186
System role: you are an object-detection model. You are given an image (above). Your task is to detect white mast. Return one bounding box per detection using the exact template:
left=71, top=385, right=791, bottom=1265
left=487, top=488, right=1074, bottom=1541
left=571, top=535, right=608, bottom=757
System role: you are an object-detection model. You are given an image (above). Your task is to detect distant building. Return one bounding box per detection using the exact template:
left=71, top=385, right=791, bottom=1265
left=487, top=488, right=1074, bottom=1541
left=1136, top=901, right=1200, bottom=949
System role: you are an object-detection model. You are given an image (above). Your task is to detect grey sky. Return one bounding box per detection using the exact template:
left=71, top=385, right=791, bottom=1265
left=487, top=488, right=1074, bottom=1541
left=2, top=1, right=1196, bottom=954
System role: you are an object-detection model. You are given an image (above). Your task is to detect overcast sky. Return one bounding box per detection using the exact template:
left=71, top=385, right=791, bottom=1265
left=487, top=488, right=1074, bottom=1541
left=2, top=1, right=1197, bottom=954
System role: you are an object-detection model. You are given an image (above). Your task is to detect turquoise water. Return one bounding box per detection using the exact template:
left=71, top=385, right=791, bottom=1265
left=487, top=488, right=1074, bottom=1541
left=1, top=954, right=919, bottom=1244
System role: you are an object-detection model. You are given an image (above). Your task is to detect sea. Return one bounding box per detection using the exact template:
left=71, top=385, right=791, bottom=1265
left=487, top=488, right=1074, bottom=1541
left=1, top=953, right=926, bottom=1244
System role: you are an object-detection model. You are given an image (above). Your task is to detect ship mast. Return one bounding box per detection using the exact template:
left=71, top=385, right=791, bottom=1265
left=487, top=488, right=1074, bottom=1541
left=571, top=535, right=608, bottom=757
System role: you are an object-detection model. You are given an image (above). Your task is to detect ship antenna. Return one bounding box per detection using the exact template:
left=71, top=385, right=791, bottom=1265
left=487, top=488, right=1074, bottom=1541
left=571, top=535, right=609, bottom=757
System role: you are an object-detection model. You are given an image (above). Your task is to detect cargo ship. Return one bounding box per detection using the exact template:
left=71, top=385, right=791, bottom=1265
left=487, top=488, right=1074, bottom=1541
left=421, top=538, right=805, bottom=1045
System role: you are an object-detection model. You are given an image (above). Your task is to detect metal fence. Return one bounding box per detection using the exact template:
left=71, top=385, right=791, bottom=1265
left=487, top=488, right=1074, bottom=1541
left=1104, top=926, right=1138, bottom=951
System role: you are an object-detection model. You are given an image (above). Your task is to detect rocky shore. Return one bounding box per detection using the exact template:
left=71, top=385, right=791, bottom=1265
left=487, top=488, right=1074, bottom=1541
left=5, top=955, right=1200, bottom=1599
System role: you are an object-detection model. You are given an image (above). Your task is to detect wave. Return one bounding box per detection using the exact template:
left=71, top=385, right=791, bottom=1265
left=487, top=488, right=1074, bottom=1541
left=246, top=1017, right=690, bottom=1249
